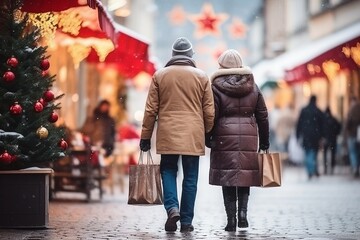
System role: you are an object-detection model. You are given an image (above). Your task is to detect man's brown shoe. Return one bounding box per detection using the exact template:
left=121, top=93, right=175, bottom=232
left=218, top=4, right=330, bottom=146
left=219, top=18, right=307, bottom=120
left=165, top=208, right=180, bottom=232
left=180, top=224, right=194, bottom=232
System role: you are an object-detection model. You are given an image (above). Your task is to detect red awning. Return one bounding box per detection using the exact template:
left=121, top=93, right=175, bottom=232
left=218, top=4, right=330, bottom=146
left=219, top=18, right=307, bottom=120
left=285, top=36, right=360, bottom=83
left=22, top=0, right=114, bottom=44
left=88, top=2, right=156, bottom=77
left=22, top=0, right=156, bottom=78
left=86, top=24, right=154, bottom=76
left=22, top=0, right=87, bottom=13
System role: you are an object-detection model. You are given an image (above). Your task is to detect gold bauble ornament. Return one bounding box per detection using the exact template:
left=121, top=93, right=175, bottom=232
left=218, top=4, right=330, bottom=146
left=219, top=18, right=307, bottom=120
left=36, top=126, right=49, bottom=139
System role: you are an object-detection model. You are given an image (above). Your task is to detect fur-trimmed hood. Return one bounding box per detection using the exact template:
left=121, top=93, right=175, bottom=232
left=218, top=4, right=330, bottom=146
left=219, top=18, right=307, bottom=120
left=211, top=67, right=254, bottom=98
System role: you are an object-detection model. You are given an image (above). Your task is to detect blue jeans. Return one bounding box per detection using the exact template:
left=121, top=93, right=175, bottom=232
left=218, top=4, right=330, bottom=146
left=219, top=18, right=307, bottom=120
left=304, top=149, right=317, bottom=177
left=348, top=137, right=359, bottom=173
left=160, top=155, right=199, bottom=225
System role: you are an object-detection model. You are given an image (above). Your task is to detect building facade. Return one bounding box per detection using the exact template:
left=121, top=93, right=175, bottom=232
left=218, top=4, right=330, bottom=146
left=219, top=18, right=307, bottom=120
left=253, top=0, right=360, bottom=122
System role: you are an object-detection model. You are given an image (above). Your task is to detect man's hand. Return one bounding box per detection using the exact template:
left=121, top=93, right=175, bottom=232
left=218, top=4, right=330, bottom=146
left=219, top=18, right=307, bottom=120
left=139, top=139, right=151, bottom=151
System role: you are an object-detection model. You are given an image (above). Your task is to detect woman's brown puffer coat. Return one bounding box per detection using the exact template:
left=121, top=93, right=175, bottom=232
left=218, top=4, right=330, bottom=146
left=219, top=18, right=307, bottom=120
left=208, top=67, right=269, bottom=187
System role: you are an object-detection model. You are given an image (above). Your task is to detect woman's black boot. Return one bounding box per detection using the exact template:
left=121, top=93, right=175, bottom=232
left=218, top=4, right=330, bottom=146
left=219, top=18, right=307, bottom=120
left=222, top=186, right=237, bottom=231
left=224, top=201, right=237, bottom=231
left=238, top=193, right=249, bottom=228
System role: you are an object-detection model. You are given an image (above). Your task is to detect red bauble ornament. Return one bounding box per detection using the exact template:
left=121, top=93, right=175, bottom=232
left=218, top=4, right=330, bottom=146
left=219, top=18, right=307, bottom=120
left=58, top=139, right=68, bottom=150
left=43, top=90, right=54, bottom=102
left=0, top=151, right=13, bottom=164
left=49, top=112, right=59, bottom=123
left=10, top=102, right=22, bottom=115
left=3, top=71, right=15, bottom=82
left=34, top=101, right=44, bottom=112
left=41, top=70, right=48, bottom=77
left=39, top=98, right=47, bottom=107
left=40, top=59, right=50, bottom=70
left=7, top=57, right=19, bottom=67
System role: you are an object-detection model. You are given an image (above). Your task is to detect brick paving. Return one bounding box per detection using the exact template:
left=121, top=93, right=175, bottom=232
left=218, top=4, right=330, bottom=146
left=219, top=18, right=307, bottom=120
left=0, top=158, right=359, bottom=240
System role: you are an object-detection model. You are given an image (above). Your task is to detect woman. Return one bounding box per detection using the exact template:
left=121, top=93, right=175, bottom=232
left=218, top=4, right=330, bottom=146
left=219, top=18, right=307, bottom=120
left=207, top=49, right=269, bottom=231
left=81, top=100, right=116, bottom=157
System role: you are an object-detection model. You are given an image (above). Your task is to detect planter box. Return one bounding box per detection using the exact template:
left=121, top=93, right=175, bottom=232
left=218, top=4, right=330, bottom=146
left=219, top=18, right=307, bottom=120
left=0, top=168, right=52, bottom=228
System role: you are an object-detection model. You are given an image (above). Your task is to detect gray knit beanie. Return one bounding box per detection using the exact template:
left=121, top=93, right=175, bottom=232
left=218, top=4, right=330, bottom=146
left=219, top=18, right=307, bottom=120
left=172, top=37, right=194, bottom=57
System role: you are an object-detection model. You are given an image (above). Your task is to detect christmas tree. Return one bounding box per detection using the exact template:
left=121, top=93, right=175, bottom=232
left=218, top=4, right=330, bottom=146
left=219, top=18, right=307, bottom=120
left=0, top=0, right=67, bottom=170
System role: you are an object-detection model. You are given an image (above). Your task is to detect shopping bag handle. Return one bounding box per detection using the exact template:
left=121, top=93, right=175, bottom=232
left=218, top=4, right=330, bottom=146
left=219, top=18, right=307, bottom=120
left=139, top=151, right=154, bottom=165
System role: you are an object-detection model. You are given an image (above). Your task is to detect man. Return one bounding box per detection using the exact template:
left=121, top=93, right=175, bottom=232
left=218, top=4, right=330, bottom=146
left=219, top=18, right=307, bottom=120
left=345, top=97, right=360, bottom=177
left=140, top=37, right=215, bottom=232
left=296, top=95, right=324, bottom=179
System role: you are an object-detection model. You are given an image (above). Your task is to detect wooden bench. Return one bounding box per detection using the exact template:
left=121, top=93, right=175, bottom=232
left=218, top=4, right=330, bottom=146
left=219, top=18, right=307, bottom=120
left=50, top=147, right=107, bottom=202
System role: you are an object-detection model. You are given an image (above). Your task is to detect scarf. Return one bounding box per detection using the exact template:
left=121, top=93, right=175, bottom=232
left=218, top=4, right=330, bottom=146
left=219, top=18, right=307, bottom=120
left=164, top=55, right=196, bottom=68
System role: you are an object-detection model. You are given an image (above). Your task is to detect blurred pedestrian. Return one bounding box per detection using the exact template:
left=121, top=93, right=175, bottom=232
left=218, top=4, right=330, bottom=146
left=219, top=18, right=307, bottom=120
left=322, top=107, right=341, bottom=175
left=206, top=49, right=269, bottom=231
left=139, top=37, right=215, bottom=232
left=345, top=96, right=360, bottom=177
left=269, top=103, right=281, bottom=150
left=275, top=104, right=296, bottom=154
left=81, top=100, right=116, bottom=157
left=296, top=95, right=324, bottom=179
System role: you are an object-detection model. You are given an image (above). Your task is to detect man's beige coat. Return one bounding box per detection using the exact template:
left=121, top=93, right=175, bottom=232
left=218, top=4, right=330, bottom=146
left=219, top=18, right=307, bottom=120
left=141, top=61, right=214, bottom=156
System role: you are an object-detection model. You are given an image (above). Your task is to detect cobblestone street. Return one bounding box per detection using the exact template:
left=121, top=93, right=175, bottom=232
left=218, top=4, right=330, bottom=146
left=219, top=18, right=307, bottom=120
left=1, top=158, right=359, bottom=240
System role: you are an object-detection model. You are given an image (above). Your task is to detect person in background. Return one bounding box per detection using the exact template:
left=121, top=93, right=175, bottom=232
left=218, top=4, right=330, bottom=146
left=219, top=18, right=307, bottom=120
left=345, top=96, right=360, bottom=177
left=275, top=104, right=296, bottom=154
left=206, top=49, right=269, bottom=231
left=296, top=95, right=324, bottom=179
left=81, top=100, right=116, bottom=157
left=139, top=37, right=215, bottom=232
left=269, top=103, right=281, bottom=151
left=322, top=107, right=341, bottom=175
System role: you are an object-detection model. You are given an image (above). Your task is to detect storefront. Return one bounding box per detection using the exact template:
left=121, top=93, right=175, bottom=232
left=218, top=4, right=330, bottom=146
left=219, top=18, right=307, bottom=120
left=22, top=0, right=155, bottom=130
left=285, top=35, right=360, bottom=122
left=253, top=22, right=360, bottom=123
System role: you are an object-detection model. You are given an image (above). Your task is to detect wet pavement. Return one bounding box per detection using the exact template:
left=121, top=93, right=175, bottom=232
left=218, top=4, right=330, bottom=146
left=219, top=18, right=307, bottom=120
left=0, top=157, right=359, bottom=240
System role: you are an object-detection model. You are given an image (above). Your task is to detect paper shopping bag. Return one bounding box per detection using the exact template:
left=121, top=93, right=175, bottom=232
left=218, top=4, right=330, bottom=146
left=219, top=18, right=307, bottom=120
left=128, top=151, right=163, bottom=205
left=258, top=152, right=282, bottom=187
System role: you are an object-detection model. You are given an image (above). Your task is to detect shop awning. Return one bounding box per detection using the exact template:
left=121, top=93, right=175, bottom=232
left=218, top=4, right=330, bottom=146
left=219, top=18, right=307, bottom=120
left=86, top=22, right=155, bottom=78
left=22, top=0, right=90, bottom=13
left=252, top=22, right=360, bottom=86
left=285, top=36, right=360, bottom=83
left=22, top=0, right=113, bottom=44
left=22, top=0, right=156, bottom=78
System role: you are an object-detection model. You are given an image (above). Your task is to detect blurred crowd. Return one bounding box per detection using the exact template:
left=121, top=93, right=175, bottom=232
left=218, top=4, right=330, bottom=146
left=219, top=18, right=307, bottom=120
left=269, top=95, right=360, bottom=179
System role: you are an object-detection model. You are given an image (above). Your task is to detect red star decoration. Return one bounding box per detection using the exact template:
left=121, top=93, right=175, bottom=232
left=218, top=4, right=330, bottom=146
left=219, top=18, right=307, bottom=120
left=167, top=5, right=187, bottom=26
left=188, top=3, right=228, bottom=39
left=228, top=17, right=248, bottom=39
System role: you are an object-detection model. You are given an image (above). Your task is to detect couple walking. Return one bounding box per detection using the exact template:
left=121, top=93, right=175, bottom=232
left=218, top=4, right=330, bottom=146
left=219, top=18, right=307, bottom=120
left=139, top=37, right=269, bottom=232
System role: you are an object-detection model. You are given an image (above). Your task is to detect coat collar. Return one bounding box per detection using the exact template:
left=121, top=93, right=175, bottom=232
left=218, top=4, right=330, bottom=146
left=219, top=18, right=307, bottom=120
left=210, top=67, right=252, bottom=83
left=164, top=55, right=196, bottom=68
